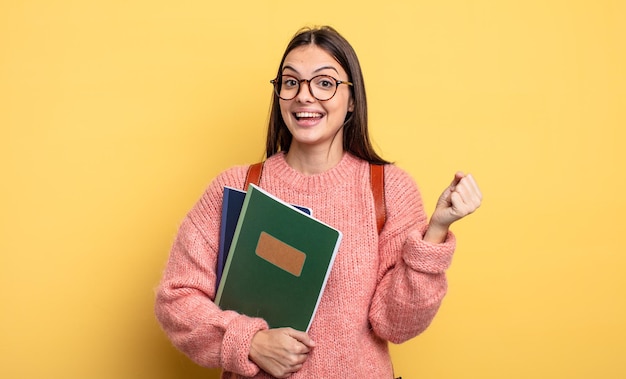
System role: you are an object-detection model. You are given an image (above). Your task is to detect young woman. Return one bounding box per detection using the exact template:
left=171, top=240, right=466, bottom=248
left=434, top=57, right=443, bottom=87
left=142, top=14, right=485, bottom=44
left=155, top=26, right=482, bottom=378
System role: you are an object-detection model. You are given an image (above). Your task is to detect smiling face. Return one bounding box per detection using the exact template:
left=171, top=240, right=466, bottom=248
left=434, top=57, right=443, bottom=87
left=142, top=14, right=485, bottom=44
left=278, top=45, right=354, bottom=156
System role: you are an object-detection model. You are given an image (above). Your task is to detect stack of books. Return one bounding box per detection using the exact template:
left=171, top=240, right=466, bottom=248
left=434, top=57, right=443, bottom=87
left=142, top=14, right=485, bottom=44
left=215, top=184, right=342, bottom=332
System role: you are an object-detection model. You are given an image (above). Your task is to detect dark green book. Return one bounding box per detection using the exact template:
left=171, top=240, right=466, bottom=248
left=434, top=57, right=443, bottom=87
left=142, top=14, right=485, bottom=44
left=215, top=184, right=342, bottom=332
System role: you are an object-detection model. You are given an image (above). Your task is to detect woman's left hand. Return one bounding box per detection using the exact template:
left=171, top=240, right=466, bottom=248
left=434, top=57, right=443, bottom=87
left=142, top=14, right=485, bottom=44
left=424, top=172, right=482, bottom=243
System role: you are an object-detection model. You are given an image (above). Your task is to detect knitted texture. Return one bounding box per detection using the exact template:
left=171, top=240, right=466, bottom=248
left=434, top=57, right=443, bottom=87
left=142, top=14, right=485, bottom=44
left=155, top=152, right=456, bottom=378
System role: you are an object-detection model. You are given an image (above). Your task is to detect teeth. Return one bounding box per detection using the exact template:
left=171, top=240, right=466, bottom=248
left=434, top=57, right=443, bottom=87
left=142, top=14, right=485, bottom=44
left=295, top=112, right=322, bottom=118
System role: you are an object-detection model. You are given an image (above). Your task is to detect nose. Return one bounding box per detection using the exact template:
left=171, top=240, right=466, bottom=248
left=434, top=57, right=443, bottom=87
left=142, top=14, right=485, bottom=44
left=295, top=79, right=315, bottom=102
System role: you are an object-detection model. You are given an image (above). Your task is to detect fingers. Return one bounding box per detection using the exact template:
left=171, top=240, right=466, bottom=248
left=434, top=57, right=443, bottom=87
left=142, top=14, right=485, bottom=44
left=448, top=171, right=465, bottom=191
left=450, top=173, right=482, bottom=215
left=280, top=330, right=313, bottom=376
left=432, top=172, right=482, bottom=227
left=249, top=328, right=314, bottom=377
left=286, top=328, right=316, bottom=350
left=463, top=174, right=482, bottom=201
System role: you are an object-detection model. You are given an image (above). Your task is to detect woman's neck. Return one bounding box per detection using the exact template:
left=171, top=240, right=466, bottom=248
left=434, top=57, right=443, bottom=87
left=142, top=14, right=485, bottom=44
left=285, top=145, right=345, bottom=175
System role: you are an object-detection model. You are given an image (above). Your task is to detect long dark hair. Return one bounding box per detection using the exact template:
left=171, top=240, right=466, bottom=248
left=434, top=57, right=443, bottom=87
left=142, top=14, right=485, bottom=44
left=266, top=26, right=389, bottom=165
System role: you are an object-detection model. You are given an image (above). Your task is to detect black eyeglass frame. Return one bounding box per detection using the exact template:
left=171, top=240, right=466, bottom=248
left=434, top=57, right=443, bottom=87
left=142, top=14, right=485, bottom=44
left=270, top=74, right=354, bottom=101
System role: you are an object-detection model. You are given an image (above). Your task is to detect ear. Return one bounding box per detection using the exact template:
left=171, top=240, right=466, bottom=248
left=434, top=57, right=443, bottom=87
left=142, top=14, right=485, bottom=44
left=348, top=97, right=355, bottom=112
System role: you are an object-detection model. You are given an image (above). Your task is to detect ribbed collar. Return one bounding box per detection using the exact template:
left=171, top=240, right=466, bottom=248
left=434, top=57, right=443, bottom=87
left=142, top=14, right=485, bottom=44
left=264, top=152, right=365, bottom=193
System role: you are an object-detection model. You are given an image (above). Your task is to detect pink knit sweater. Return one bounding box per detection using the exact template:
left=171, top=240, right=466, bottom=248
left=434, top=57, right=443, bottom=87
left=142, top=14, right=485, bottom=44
left=155, top=152, right=456, bottom=378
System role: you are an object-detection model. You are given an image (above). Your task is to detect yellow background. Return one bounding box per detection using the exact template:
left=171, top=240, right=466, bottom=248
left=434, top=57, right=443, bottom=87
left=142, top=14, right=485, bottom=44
left=1, top=1, right=624, bottom=378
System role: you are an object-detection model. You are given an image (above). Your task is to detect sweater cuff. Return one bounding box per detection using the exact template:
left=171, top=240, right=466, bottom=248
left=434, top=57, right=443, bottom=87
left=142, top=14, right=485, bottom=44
left=402, top=224, right=456, bottom=274
left=221, top=313, right=269, bottom=376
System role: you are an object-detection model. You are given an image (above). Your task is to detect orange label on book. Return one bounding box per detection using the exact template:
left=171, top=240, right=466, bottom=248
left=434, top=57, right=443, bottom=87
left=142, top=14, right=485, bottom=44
left=255, top=231, right=306, bottom=277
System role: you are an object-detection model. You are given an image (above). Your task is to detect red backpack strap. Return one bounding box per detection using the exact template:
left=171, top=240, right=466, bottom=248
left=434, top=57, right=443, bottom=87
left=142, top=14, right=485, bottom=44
left=370, top=163, right=386, bottom=234
left=244, top=162, right=264, bottom=190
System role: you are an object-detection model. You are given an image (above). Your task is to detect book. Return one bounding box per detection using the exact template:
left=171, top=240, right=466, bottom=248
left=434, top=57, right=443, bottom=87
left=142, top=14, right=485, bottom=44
left=215, top=184, right=342, bottom=332
left=216, top=186, right=311, bottom=289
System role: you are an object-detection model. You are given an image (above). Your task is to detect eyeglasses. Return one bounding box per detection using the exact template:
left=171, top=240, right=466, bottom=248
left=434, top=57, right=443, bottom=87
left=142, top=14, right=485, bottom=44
left=270, top=74, right=353, bottom=101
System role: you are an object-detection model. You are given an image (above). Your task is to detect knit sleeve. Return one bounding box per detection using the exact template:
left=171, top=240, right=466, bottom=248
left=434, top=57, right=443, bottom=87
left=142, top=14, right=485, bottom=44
left=154, top=166, right=268, bottom=376
left=368, top=166, right=456, bottom=344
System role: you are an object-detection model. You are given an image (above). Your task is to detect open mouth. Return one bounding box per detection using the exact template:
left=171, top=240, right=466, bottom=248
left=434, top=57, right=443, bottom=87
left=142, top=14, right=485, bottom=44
left=294, top=112, right=324, bottom=121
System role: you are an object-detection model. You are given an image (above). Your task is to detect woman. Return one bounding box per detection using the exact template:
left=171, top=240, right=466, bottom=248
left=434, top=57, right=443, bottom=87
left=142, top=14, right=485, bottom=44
left=155, top=26, right=482, bottom=378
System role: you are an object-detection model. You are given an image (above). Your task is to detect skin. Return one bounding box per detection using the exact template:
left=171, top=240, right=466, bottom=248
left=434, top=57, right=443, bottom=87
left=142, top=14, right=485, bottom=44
left=249, top=327, right=315, bottom=378
left=249, top=45, right=482, bottom=377
left=280, top=45, right=354, bottom=175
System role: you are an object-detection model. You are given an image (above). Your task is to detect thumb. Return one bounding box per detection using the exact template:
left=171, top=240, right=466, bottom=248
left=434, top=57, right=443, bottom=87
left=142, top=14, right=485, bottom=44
left=286, top=329, right=316, bottom=348
left=448, top=171, right=465, bottom=191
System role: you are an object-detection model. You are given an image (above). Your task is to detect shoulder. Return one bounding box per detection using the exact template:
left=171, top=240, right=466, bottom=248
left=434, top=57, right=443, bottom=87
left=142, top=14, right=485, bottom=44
left=383, top=164, right=420, bottom=194
left=190, top=164, right=255, bottom=216
left=381, top=163, right=425, bottom=218
left=211, top=164, right=251, bottom=190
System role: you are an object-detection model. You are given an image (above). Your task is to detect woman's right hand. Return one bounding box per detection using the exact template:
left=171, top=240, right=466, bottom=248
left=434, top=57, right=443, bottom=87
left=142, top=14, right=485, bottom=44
left=249, top=328, right=316, bottom=378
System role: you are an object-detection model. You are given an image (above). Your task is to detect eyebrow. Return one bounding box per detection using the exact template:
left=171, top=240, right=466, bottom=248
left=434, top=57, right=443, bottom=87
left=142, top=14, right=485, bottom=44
left=282, top=65, right=340, bottom=75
